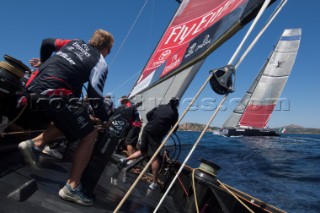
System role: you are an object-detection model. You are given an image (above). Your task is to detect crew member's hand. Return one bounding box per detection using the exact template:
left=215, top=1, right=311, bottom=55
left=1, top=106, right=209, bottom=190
left=90, top=115, right=100, bottom=124
left=29, top=58, right=41, bottom=68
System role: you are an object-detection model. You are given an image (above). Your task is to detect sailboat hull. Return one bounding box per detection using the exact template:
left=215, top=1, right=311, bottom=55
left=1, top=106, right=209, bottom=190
left=222, top=128, right=280, bottom=137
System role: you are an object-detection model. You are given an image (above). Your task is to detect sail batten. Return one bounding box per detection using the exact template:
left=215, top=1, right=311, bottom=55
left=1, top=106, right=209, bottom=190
left=223, top=28, right=301, bottom=130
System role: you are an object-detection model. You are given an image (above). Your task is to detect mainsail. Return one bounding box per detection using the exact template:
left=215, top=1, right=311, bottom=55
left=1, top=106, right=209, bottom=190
left=223, top=28, right=301, bottom=129
left=129, top=0, right=277, bottom=121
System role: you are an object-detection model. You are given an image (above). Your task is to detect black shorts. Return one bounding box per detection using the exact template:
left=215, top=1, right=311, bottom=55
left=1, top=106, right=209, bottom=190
left=49, top=101, right=95, bottom=141
left=139, top=130, right=163, bottom=157
left=124, top=126, right=141, bottom=146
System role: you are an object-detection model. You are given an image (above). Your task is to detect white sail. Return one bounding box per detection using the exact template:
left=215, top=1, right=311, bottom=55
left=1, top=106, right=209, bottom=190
left=223, top=28, right=301, bottom=129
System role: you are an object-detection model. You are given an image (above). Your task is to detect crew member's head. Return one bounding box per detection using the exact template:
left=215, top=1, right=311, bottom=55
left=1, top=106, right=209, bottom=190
left=120, top=95, right=130, bottom=106
left=89, top=29, right=114, bottom=57
left=169, top=97, right=179, bottom=109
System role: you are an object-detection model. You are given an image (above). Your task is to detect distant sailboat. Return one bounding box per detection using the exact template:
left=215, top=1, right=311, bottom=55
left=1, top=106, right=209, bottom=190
left=221, top=28, right=301, bottom=137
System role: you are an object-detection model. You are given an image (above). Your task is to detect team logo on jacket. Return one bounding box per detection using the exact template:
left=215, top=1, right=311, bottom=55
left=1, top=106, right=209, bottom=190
left=107, top=118, right=128, bottom=138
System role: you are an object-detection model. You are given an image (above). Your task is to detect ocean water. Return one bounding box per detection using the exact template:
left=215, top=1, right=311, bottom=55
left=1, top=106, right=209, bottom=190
left=173, top=132, right=320, bottom=213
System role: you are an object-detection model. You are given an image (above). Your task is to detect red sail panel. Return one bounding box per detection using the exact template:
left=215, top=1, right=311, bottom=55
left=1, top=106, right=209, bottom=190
left=142, top=0, right=246, bottom=79
left=239, top=104, right=276, bottom=128
left=130, top=0, right=248, bottom=96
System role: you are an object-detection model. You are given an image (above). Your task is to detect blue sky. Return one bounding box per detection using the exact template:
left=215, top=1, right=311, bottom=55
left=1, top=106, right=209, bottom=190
left=0, top=0, right=319, bottom=128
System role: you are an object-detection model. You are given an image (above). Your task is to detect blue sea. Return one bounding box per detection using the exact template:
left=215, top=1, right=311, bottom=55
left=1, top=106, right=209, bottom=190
left=173, top=132, right=320, bottom=213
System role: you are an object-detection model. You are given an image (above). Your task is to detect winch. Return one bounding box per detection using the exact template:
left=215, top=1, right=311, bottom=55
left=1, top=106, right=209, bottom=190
left=0, top=55, right=30, bottom=96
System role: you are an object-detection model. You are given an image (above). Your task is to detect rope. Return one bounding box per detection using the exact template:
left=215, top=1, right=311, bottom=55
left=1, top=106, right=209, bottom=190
left=176, top=172, right=189, bottom=197
left=220, top=182, right=287, bottom=213
left=109, top=0, right=149, bottom=68
left=0, top=119, right=104, bottom=138
left=217, top=179, right=255, bottom=213
left=115, top=0, right=285, bottom=211
left=113, top=71, right=212, bottom=213
left=191, top=169, right=200, bottom=213
left=154, top=94, right=228, bottom=212
left=0, top=129, right=45, bottom=137
left=154, top=0, right=284, bottom=211
left=234, top=0, right=287, bottom=69
left=191, top=168, right=254, bottom=213
left=0, top=103, right=28, bottom=130
left=158, top=151, right=167, bottom=174
left=109, top=0, right=150, bottom=94
left=191, top=168, right=219, bottom=213
left=228, top=0, right=272, bottom=65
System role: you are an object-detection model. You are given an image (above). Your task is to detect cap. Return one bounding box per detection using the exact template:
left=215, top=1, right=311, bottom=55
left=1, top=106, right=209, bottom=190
left=120, top=95, right=129, bottom=105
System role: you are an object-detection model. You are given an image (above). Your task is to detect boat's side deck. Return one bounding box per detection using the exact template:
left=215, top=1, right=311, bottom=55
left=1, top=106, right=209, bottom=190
left=0, top=147, right=180, bottom=213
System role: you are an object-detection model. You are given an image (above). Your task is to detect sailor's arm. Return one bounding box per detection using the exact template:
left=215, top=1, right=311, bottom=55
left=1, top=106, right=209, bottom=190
left=29, top=38, right=72, bottom=68
left=87, top=64, right=109, bottom=123
left=40, top=38, right=72, bottom=62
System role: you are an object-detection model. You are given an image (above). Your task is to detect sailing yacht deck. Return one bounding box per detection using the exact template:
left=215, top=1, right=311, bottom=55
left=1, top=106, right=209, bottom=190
left=0, top=144, right=180, bottom=213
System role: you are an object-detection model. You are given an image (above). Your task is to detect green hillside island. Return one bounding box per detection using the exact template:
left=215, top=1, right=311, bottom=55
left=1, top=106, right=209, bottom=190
left=179, top=123, right=218, bottom=132
left=178, top=123, right=320, bottom=134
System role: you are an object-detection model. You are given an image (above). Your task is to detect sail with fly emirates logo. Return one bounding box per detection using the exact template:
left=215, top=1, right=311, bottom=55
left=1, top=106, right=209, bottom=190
left=130, top=0, right=245, bottom=97
left=149, top=0, right=244, bottom=72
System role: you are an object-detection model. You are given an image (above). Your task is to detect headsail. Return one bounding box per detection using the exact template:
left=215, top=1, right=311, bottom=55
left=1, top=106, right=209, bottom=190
left=129, top=0, right=277, bottom=121
left=223, top=28, right=301, bottom=129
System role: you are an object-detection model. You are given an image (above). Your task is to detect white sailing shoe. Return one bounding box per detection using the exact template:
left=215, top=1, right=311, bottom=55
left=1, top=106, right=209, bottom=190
left=18, top=139, right=40, bottom=167
left=42, top=146, right=63, bottom=159
left=149, top=182, right=161, bottom=191
left=59, top=183, right=93, bottom=206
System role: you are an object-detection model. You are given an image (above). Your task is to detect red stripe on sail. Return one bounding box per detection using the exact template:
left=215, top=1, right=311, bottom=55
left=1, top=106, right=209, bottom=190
left=239, top=104, right=276, bottom=128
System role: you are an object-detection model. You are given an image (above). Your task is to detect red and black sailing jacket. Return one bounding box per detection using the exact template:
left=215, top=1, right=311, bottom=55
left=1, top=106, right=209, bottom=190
left=26, top=38, right=109, bottom=121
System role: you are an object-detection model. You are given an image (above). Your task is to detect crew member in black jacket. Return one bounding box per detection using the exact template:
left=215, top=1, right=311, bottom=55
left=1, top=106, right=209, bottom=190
left=118, top=97, right=179, bottom=191
left=18, top=29, right=114, bottom=206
